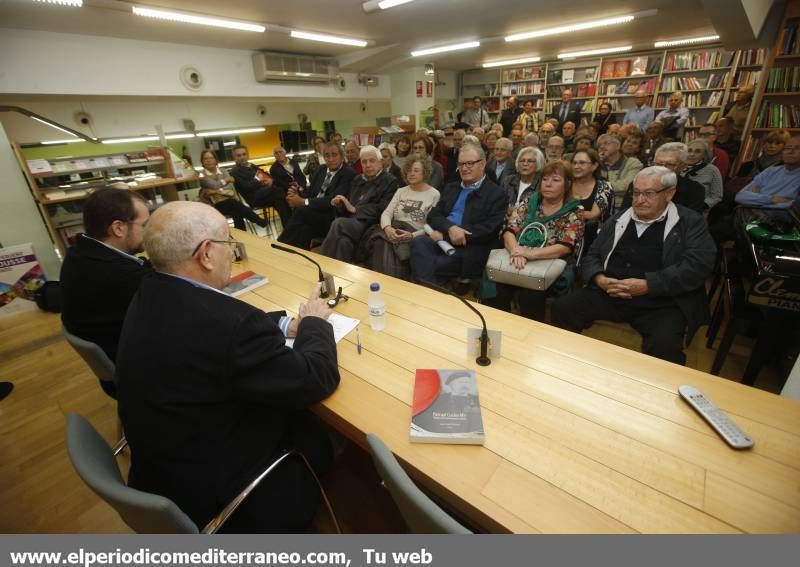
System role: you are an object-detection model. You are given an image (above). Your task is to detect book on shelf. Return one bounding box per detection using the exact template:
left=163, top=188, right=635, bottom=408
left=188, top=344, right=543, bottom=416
left=600, top=60, right=615, bottom=79
left=613, top=60, right=631, bottom=77
left=664, top=50, right=734, bottom=71
left=584, top=67, right=597, bottom=81
left=734, top=70, right=762, bottom=89
left=410, top=369, right=484, bottom=445
left=780, top=23, right=799, bottom=56
left=630, top=56, right=648, bottom=76
left=548, top=69, right=562, bottom=83
left=26, top=159, right=52, bottom=174
left=562, top=69, right=575, bottom=83
left=755, top=100, right=800, bottom=128
left=223, top=270, right=269, bottom=297
left=0, top=243, right=48, bottom=311
left=766, top=66, right=800, bottom=93
left=739, top=48, right=766, bottom=66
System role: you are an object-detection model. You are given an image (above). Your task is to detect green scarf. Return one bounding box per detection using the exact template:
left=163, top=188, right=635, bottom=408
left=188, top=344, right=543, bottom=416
left=517, top=192, right=581, bottom=248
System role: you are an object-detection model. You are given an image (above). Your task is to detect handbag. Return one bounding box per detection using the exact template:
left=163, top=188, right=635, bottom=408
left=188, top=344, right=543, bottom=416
left=485, top=223, right=567, bottom=291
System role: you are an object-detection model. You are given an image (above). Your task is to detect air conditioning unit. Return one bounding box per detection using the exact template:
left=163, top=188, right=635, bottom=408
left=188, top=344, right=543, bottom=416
left=252, top=52, right=338, bottom=84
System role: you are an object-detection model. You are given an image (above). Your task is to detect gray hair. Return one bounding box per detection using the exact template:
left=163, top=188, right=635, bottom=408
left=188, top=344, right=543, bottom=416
left=687, top=138, right=712, bottom=161
left=656, top=142, right=689, bottom=164
left=495, top=137, right=513, bottom=151
left=324, top=141, right=344, bottom=157
left=515, top=146, right=545, bottom=171
left=463, top=134, right=480, bottom=145
left=359, top=144, right=381, bottom=161
left=524, top=132, right=539, bottom=145
left=378, top=142, right=397, bottom=159
left=634, top=165, right=677, bottom=191
left=547, top=136, right=565, bottom=148
left=459, top=142, right=486, bottom=162
left=597, top=133, right=621, bottom=147
left=144, top=201, right=227, bottom=271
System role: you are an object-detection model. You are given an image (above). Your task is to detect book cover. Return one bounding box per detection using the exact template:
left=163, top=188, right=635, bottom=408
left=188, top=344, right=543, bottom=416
left=562, top=69, right=574, bottom=83
left=0, top=243, right=47, bottom=310
left=600, top=61, right=615, bottom=79
left=410, top=369, right=484, bottom=444
left=613, top=60, right=630, bottom=78
left=223, top=270, right=269, bottom=297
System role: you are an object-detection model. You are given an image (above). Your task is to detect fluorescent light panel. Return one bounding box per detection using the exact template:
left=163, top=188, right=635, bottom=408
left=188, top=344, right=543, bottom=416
left=132, top=6, right=265, bottom=33
left=654, top=35, right=720, bottom=48
left=558, top=45, right=633, bottom=59
left=102, top=133, right=195, bottom=144
left=411, top=41, right=480, bottom=57
left=379, top=0, right=416, bottom=8
left=483, top=56, right=541, bottom=68
left=197, top=127, right=266, bottom=137
left=290, top=30, right=368, bottom=47
left=32, top=0, right=83, bottom=6
left=41, top=138, right=85, bottom=145
left=505, top=15, right=634, bottom=42
left=31, top=116, right=78, bottom=137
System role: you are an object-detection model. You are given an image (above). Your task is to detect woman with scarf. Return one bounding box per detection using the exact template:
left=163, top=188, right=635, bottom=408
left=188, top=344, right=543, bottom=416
left=685, top=139, right=723, bottom=210
left=482, top=160, right=584, bottom=322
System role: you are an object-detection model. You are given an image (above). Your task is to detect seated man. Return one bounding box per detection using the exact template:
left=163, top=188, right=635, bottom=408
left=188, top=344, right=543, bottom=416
left=551, top=166, right=716, bottom=365
left=486, top=137, right=516, bottom=184
left=319, top=145, right=400, bottom=262
left=269, top=146, right=307, bottom=195
left=344, top=139, right=363, bottom=174
left=279, top=142, right=357, bottom=250
left=116, top=201, right=339, bottom=533
left=229, top=144, right=290, bottom=228
left=410, top=142, right=506, bottom=283
left=60, top=187, right=152, bottom=396
left=735, top=136, right=800, bottom=209
left=597, top=133, right=643, bottom=209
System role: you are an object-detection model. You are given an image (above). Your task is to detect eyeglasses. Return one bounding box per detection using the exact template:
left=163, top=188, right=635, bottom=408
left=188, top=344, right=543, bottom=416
left=632, top=187, right=670, bottom=200
left=458, top=159, right=485, bottom=169
left=191, top=238, right=239, bottom=257
left=654, top=160, right=679, bottom=168
left=518, top=159, right=537, bottom=165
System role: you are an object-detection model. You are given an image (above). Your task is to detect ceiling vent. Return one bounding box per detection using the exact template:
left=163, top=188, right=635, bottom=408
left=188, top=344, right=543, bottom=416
left=252, top=52, right=338, bottom=84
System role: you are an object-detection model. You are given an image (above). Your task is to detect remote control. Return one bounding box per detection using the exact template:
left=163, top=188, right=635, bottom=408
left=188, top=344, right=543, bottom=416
left=679, top=385, right=754, bottom=449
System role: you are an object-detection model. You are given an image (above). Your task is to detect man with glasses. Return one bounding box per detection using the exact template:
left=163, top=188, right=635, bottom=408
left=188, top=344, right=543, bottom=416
left=697, top=125, right=730, bottom=179
left=735, top=137, right=800, bottom=209
left=552, top=166, right=716, bottom=365
left=410, top=142, right=506, bottom=283
left=486, top=137, right=516, bottom=184
left=116, top=200, right=339, bottom=533
left=597, top=133, right=643, bottom=209
left=60, top=187, right=152, bottom=396
left=619, top=142, right=705, bottom=213
left=279, top=142, right=357, bottom=250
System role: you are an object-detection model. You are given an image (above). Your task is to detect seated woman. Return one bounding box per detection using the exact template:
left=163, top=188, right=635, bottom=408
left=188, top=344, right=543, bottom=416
left=570, top=148, right=614, bottom=255
left=501, top=146, right=544, bottom=210
left=685, top=139, right=723, bottom=210
left=482, top=160, right=584, bottom=322
left=198, top=150, right=266, bottom=230
left=393, top=135, right=412, bottom=169
left=366, top=156, right=441, bottom=278
left=737, top=128, right=790, bottom=178
left=484, top=131, right=498, bottom=154
left=592, top=102, right=617, bottom=135
left=621, top=130, right=647, bottom=165
left=411, top=135, right=445, bottom=189
left=379, top=142, right=404, bottom=182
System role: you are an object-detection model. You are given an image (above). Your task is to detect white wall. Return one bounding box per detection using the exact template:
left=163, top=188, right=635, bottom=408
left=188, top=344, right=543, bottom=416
left=389, top=66, right=435, bottom=126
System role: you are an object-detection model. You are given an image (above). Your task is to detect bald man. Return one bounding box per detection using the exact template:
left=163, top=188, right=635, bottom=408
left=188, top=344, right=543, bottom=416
left=116, top=201, right=339, bottom=533
left=269, top=145, right=307, bottom=195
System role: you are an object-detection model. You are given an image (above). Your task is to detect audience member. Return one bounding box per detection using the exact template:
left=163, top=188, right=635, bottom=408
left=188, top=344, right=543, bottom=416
left=500, top=96, right=522, bottom=137
left=501, top=146, right=544, bottom=209
left=562, top=121, right=577, bottom=153
left=621, top=129, right=647, bottom=165
left=623, top=91, right=655, bottom=132
left=655, top=91, right=689, bottom=141
left=303, top=136, right=327, bottom=177
left=516, top=100, right=540, bottom=135
left=552, top=88, right=582, bottom=131
left=279, top=143, right=357, bottom=250
left=483, top=160, right=584, bottom=321
left=571, top=148, right=614, bottom=253
left=696, top=124, right=731, bottom=179
left=446, top=128, right=465, bottom=183
left=552, top=166, right=716, bottom=365
left=715, top=117, right=741, bottom=164
left=735, top=137, right=800, bottom=209
left=395, top=135, right=412, bottom=163
left=344, top=139, right=363, bottom=174
left=378, top=142, right=404, bottom=182
left=593, top=102, right=617, bottom=135
left=333, top=132, right=343, bottom=145
left=117, top=201, right=339, bottom=533
left=199, top=150, right=267, bottom=231
left=229, top=144, right=290, bottom=228
left=411, top=135, right=445, bottom=189
left=736, top=128, right=790, bottom=178
left=432, top=131, right=449, bottom=174
left=523, top=132, right=540, bottom=148
left=270, top=146, right=307, bottom=195
left=564, top=135, right=594, bottom=162
left=545, top=135, right=565, bottom=163
left=607, top=123, right=622, bottom=135
left=538, top=123, right=556, bottom=149
left=597, top=133, right=643, bottom=208
left=410, top=143, right=506, bottom=283
left=484, top=131, right=498, bottom=153
left=723, top=85, right=754, bottom=137
left=486, top=137, right=516, bottom=184
left=320, top=146, right=400, bottom=261
left=510, top=126, right=524, bottom=159
left=60, top=187, right=152, bottom=394
left=463, top=96, right=491, bottom=129
left=644, top=121, right=671, bottom=164
left=685, top=140, right=723, bottom=210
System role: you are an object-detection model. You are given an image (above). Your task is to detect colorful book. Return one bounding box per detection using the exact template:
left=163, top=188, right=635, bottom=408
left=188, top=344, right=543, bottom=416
left=411, top=369, right=484, bottom=445
left=600, top=61, right=615, bottom=79
left=613, top=60, right=631, bottom=78
left=223, top=270, right=269, bottom=297
left=0, top=243, right=47, bottom=310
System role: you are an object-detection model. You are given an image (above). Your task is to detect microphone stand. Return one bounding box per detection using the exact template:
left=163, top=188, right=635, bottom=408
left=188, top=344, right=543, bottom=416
left=270, top=243, right=335, bottom=298
left=420, top=280, right=491, bottom=366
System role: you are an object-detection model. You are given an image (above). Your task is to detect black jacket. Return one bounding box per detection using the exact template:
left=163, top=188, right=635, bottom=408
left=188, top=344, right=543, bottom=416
left=116, top=272, right=339, bottom=530
left=60, top=234, right=152, bottom=362
left=445, top=147, right=461, bottom=184
left=582, top=204, right=716, bottom=339
left=305, top=165, right=357, bottom=212
left=501, top=173, right=540, bottom=209
left=499, top=107, right=522, bottom=137
left=486, top=159, right=517, bottom=185
left=620, top=176, right=706, bottom=213
left=550, top=101, right=583, bottom=130
left=426, top=178, right=507, bottom=277
left=338, top=170, right=400, bottom=225
left=230, top=162, right=271, bottom=205
left=269, top=161, right=307, bottom=193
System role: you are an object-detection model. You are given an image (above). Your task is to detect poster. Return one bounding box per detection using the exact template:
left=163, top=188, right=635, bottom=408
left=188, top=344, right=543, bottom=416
left=426, top=80, right=433, bottom=98
left=419, top=110, right=435, bottom=130
left=0, top=243, right=47, bottom=311
left=416, top=80, right=423, bottom=98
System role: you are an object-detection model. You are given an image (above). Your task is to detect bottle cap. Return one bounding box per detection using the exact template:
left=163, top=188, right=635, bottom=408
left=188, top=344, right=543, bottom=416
left=370, top=282, right=380, bottom=292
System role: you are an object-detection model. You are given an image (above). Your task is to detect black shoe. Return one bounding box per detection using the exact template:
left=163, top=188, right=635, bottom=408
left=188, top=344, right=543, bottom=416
left=0, top=382, right=13, bottom=401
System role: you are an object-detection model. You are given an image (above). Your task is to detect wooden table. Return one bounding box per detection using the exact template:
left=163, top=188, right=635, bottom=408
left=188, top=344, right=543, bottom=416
left=231, top=229, right=800, bottom=534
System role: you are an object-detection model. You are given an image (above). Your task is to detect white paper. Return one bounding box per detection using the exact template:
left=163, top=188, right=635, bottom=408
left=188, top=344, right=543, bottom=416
left=285, top=312, right=360, bottom=348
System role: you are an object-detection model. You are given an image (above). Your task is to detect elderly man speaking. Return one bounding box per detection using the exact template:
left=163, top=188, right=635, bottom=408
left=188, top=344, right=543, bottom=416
left=116, top=201, right=339, bottom=533
left=551, top=166, right=716, bottom=365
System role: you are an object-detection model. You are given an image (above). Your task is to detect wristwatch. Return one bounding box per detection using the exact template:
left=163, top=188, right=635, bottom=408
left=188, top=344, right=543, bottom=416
left=304, top=198, right=309, bottom=206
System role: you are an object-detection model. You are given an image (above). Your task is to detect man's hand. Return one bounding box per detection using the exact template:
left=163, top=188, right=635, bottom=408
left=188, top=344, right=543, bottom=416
left=224, top=175, right=235, bottom=184
left=448, top=225, right=472, bottom=247
left=772, top=195, right=793, bottom=204
left=600, top=276, right=648, bottom=299
left=286, top=192, right=305, bottom=208
left=428, top=230, right=444, bottom=242
left=330, top=195, right=344, bottom=207
left=298, top=283, right=332, bottom=323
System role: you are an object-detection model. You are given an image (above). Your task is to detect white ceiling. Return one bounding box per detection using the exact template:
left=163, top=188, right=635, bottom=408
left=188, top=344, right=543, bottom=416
left=0, top=0, right=720, bottom=72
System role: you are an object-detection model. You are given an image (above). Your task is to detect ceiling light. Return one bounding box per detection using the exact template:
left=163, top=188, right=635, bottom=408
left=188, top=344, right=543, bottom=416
left=411, top=41, right=480, bottom=57
left=654, top=35, right=720, bottom=48
left=164, top=133, right=196, bottom=140
left=482, top=56, right=541, bottom=68
left=362, top=0, right=416, bottom=12
left=31, top=116, right=79, bottom=137
left=197, top=127, right=266, bottom=137
left=32, top=0, right=82, bottom=6
left=505, top=15, right=634, bottom=42
left=102, top=136, right=159, bottom=145
left=290, top=30, right=368, bottom=47
left=558, top=45, right=633, bottom=59
left=132, top=6, right=265, bottom=33
left=41, top=138, right=85, bottom=145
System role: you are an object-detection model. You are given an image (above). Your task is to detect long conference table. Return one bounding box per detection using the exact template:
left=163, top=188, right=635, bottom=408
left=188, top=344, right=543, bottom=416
left=231, top=229, right=800, bottom=534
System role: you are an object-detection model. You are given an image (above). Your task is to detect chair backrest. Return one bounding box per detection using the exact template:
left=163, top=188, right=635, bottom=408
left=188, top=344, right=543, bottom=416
left=62, top=327, right=114, bottom=383
left=365, top=433, right=471, bottom=534
left=781, top=354, right=800, bottom=401
left=65, top=413, right=198, bottom=534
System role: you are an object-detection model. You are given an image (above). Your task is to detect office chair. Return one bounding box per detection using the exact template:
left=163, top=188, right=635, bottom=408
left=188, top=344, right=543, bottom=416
left=365, top=433, right=471, bottom=534
left=66, top=413, right=340, bottom=534
left=62, top=328, right=127, bottom=455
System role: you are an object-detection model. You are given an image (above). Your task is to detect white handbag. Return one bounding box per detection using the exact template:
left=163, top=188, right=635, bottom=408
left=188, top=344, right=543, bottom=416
left=485, top=222, right=567, bottom=291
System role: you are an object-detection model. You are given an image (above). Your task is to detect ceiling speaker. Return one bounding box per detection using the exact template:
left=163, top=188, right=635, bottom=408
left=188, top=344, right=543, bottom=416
left=180, top=66, right=204, bottom=91
left=333, top=75, right=347, bottom=91
left=74, top=111, right=92, bottom=127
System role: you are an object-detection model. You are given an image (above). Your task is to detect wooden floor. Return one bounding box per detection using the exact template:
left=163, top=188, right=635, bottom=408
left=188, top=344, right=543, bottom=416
left=0, top=295, right=787, bottom=533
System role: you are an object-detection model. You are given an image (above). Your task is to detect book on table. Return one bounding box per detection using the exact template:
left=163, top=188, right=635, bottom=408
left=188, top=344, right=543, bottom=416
left=410, top=369, right=485, bottom=445
left=223, top=270, right=269, bottom=297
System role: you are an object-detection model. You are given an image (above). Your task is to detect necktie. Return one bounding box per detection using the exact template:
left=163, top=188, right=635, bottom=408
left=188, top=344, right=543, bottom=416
left=321, top=171, right=334, bottom=193
left=560, top=104, right=567, bottom=123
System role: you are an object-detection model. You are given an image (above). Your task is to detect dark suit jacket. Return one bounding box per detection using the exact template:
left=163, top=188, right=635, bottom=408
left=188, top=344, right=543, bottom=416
left=304, top=165, right=357, bottom=212
left=486, top=159, right=516, bottom=185
left=426, top=178, right=507, bottom=277
left=338, top=170, right=400, bottom=225
left=60, top=234, right=152, bottom=364
left=230, top=162, right=271, bottom=205
left=116, top=272, right=339, bottom=531
left=269, top=161, right=307, bottom=193
left=551, top=101, right=583, bottom=130
left=445, top=147, right=461, bottom=184
left=620, top=176, right=706, bottom=213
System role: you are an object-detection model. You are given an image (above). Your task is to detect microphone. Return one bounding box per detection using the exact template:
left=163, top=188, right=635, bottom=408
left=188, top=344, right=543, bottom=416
left=423, top=224, right=456, bottom=256
left=270, top=243, right=335, bottom=298
left=420, top=280, right=491, bottom=366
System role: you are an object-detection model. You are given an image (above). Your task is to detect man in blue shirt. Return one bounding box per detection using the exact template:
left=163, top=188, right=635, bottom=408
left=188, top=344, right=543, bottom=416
left=623, top=90, right=655, bottom=133
left=410, top=143, right=507, bottom=283
left=736, top=137, right=800, bottom=209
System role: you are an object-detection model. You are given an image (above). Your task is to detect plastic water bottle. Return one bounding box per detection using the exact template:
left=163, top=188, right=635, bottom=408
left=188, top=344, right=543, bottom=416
left=368, top=282, right=387, bottom=331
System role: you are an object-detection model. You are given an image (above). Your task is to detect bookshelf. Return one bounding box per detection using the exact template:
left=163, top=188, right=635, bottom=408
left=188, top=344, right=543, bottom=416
left=736, top=0, right=800, bottom=171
